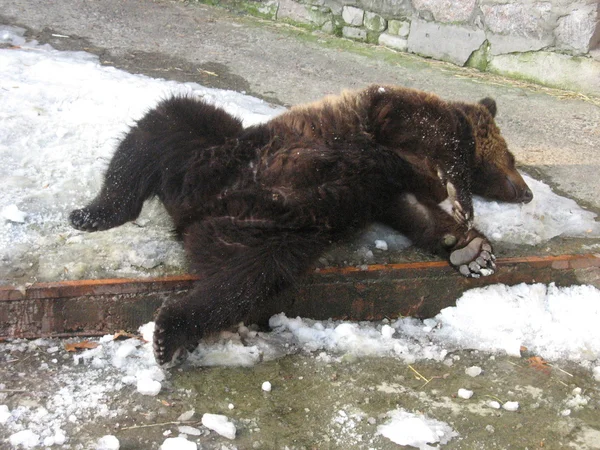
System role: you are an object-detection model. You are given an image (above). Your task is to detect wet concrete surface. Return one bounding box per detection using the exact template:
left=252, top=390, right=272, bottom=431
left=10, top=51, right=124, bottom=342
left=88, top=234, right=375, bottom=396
left=1, top=338, right=600, bottom=449
left=1, top=1, right=600, bottom=449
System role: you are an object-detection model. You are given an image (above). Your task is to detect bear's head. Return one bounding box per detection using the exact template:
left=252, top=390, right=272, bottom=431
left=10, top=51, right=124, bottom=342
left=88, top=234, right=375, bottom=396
left=456, top=99, right=533, bottom=204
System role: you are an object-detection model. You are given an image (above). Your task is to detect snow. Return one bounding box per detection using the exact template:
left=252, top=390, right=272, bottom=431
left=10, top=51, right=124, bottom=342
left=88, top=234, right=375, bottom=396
left=8, top=430, right=39, bottom=449
left=457, top=388, right=474, bottom=399
left=1, top=26, right=599, bottom=284
left=377, top=409, right=458, bottom=449
left=0, top=27, right=284, bottom=283
left=261, top=381, right=272, bottom=392
left=374, top=239, right=388, bottom=251
left=2, top=27, right=600, bottom=450
left=160, top=436, right=197, bottom=450
left=502, top=401, right=519, bottom=412
left=0, top=405, right=10, bottom=424
left=201, top=413, right=237, bottom=440
left=465, top=366, right=482, bottom=377
left=96, top=435, right=120, bottom=450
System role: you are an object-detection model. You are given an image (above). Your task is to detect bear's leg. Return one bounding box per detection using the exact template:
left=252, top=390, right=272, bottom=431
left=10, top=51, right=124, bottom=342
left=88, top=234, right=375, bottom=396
left=70, top=132, right=158, bottom=232
left=378, top=193, right=495, bottom=277
left=153, top=217, right=326, bottom=365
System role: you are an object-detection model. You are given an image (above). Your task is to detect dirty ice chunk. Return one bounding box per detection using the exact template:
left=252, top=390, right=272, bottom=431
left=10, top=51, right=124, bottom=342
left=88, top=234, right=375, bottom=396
left=488, top=401, right=501, bottom=409
left=202, top=413, right=236, bottom=440
left=136, top=377, right=162, bottom=396
left=262, top=381, right=272, bottom=392
left=160, top=436, right=198, bottom=450
left=457, top=388, right=473, bottom=399
left=177, top=409, right=195, bottom=421
left=378, top=409, right=458, bottom=448
left=178, top=425, right=202, bottom=436
left=502, top=401, right=519, bottom=411
left=96, top=435, right=120, bottom=450
left=375, top=239, right=388, bottom=251
left=465, top=366, right=482, bottom=377
left=1, top=204, right=27, bottom=223
left=9, top=430, right=39, bottom=448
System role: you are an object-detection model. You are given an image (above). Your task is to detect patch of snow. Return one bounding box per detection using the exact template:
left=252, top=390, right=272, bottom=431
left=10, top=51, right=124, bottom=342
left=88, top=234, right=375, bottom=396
left=96, top=435, right=120, bottom=450
left=201, top=413, right=237, bottom=440
left=1, top=205, right=26, bottom=223
left=374, top=239, right=388, bottom=251
left=8, top=430, right=39, bottom=449
left=502, top=401, right=519, bottom=412
left=160, top=436, right=198, bottom=450
left=457, top=388, right=474, bottom=399
left=136, top=377, right=162, bottom=396
left=261, top=381, right=272, bottom=392
left=465, top=366, right=482, bottom=377
left=377, top=408, right=458, bottom=449
left=0, top=405, right=10, bottom=424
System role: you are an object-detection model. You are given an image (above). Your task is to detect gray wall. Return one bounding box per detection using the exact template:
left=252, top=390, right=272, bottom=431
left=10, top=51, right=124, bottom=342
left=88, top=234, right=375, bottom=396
left=236, top=0, right=600, bottom=95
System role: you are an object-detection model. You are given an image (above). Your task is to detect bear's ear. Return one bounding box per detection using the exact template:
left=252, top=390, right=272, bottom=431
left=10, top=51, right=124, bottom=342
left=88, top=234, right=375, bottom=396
left=479, top=97, right=497, bottom=118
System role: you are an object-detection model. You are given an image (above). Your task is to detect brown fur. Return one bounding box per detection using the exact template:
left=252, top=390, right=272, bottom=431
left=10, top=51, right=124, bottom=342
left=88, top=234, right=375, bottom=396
left=70, top=85, right=507, bottom=365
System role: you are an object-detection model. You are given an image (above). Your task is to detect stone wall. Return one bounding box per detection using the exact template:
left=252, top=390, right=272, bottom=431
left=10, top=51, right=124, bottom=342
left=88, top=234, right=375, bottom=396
left=216, top=0, right=600, bottom=95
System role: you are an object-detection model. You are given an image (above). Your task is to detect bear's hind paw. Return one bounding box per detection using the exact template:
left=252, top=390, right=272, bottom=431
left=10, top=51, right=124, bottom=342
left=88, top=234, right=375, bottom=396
left=153, top=305, right=201, bottom=367
left=449, top=237, right=496, bottom=278
left=69, top=207, right=122, bottom=232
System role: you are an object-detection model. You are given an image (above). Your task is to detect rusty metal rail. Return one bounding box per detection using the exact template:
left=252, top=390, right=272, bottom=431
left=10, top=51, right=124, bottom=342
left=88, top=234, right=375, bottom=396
left=1, top=254, right=599, bottom=339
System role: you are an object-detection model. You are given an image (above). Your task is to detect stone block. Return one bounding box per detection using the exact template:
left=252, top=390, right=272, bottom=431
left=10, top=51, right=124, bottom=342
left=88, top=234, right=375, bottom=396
left=481, top=2, right=554, bottom=39
left=323, top=0, right=343, bottom=16
left=412, top=0, right=476, bottom=23
left=308, top=6, right=333, bottom=26
left=488, top=51, right=600, bottom=97
left=407, top=19, right=486, bottom=66
left=555, top=3, right=600, bottom=54
left=277, top=0, right=312, bottom=23
left=321, top=20, right=335, bottom=34
left=342, top=26, right=368, bottom=41
left=378, top=33, right=408, bottom=51
left=487, top=32, right=553, bottom=55
left=364, top=11, right=387, bottom=32
left=357, top=0, right=412, bottom=18
left=247, top=0, right=278, bottom=19
left=388, top=19, right=410, bottom=37
left=342, top=6, right=365, bottom=26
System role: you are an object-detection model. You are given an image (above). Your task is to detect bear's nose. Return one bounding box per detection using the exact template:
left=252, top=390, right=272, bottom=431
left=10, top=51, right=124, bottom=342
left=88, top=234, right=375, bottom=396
left=520, top=187, right=533, bottom=204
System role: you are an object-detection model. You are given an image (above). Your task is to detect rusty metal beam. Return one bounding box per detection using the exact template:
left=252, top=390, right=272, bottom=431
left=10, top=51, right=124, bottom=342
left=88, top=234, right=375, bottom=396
left=1, top=254, right=599, bottom=339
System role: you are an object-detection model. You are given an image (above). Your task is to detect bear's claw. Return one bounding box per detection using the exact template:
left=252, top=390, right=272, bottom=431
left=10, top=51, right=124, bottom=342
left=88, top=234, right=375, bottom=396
left=449, top=236, right=496, bottom=278
left=153, top=304, right=200, bottom=366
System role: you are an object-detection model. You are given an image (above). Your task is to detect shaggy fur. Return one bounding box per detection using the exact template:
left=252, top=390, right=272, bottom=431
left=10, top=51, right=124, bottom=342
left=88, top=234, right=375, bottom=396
left=70, top=85, right=516, bottom=365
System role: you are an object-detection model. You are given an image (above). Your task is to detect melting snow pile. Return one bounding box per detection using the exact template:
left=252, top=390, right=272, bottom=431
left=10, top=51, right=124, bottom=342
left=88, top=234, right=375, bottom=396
left=1, top=26, right=599, bottom=283
left=377, top=409, right=458, bottom=449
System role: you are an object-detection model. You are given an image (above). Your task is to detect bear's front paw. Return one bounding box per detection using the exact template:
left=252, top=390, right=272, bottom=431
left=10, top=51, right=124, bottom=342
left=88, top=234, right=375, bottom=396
left=448, top=236, right=496, bottom=278
left=153, top=303, right=201, bottom=367
left=69, top=207, right=110, bottom=232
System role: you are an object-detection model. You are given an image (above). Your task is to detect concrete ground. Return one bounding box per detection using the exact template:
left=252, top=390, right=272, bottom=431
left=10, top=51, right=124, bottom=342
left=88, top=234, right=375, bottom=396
left=1, top=1, right=600, bottom=449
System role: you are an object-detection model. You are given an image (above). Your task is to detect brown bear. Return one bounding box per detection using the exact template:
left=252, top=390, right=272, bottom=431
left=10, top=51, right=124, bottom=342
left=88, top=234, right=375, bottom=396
left=69, top=85, right=528, bottom=365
